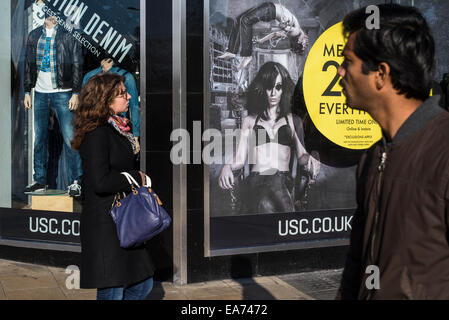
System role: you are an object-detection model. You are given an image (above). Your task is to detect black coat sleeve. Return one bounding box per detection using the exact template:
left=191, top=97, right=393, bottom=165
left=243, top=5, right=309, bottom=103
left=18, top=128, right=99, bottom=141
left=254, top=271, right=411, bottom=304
left=70, top=33, right=83, bottom=93
left=24, top=31, right=34, bottom=93
left=80, top=127, right=141, bottom=195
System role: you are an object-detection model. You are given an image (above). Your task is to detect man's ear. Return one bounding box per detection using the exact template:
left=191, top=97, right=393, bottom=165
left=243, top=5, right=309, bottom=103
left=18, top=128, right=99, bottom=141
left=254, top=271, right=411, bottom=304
left=376, top=62, right=390, bottom=90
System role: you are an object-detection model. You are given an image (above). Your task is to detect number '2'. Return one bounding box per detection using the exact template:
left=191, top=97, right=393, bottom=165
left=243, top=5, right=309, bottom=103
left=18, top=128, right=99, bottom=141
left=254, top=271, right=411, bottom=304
left=322, top=60, right=342, bottom=97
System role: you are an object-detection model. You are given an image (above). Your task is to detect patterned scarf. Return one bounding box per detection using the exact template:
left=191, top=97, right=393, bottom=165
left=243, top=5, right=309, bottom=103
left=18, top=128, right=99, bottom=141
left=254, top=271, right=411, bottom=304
left=36, top=27, right=57, bottom=89
left=108, top=115, right=138, bottom=154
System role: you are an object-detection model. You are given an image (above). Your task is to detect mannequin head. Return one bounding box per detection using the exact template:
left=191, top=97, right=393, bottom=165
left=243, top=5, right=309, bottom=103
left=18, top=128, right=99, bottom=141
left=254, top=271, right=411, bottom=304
left=45, top=15, right=57, bottom=29
left=101, top=58, right=114, bottom=73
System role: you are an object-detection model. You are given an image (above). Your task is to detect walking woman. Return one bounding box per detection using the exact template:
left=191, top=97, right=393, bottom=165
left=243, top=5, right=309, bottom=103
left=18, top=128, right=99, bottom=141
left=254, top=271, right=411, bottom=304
left=71, top=73, right=154, bottom=300
left=218, top=61, right=319, bottom=214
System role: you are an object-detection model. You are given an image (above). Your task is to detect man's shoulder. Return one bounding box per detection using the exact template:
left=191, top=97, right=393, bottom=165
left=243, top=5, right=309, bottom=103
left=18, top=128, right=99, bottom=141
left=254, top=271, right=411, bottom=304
left=424, top=110, right=449, bottom=145
left=28, top=27, right=43, bottom=39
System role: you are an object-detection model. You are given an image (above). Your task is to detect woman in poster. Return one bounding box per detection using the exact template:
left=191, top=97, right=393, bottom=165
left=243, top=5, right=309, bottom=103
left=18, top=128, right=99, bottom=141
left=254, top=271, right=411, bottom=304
left=218, top=61, right=319, bottom=214
left=218, top=1, right=309, bottom=69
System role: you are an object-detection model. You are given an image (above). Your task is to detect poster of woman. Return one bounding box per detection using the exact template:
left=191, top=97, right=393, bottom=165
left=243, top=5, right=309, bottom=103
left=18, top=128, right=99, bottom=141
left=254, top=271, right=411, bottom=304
left=208, top=0, right=361, bottom=220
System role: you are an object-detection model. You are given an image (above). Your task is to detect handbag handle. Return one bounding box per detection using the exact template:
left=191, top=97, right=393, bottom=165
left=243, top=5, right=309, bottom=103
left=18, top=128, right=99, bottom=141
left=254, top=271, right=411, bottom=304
left=120, top=172, right=152, bottom=188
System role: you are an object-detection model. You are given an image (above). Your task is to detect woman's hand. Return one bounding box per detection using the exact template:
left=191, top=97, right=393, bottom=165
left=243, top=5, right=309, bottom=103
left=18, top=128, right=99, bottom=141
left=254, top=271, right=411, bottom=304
left=218, top=165, right=234, bottom=189
left=298, top=151, right=320, bottom=183
left=308, top=151, right=320, bottom=182
left=298, top=31, right=309, bottom=49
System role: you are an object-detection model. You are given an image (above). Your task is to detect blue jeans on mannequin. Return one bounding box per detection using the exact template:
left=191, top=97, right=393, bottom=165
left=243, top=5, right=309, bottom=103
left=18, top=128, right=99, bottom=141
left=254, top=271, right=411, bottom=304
left=33, top=91, right=82, bottom=185
left=96, top=277, right=154, bottom=300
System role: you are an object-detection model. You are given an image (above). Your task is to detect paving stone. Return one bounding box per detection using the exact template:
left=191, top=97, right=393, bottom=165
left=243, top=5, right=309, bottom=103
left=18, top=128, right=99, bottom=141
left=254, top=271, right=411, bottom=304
left=262, top=284, right=311, bottom=300
left=64, top=290, right=97, bottom=300
left=309, top=289, right=339, bottom=300
left=241, top=287, right=277, bottom=300
left=158, top=291, right=189, bottom=300
left=179, top=286, right=241, bottom=299
left=183, top=280, right=226, bottom=288
left=1, top=273, right=59, bottom=291
left=186, top=294, right=243, bottom=300
left=0, top=260, right=17, bottom=274
left=222, top=279, right=245, bottom=288
left=326, top=273, right=343, bottom=285
left=272, top=278, right=315, bottom=300
left=278, top=269, right=343, bottom=295
left=6, top=287, right=66, bottom=300
left=222, top=277, right=278, bottom=289
left=0, top=260, right=49, bottom=277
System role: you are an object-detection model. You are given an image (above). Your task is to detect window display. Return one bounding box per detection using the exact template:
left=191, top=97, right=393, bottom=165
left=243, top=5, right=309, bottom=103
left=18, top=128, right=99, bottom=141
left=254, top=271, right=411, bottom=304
left=1, top=0, right=141, bottom=245
left=10, top=0, right=140, bottom=210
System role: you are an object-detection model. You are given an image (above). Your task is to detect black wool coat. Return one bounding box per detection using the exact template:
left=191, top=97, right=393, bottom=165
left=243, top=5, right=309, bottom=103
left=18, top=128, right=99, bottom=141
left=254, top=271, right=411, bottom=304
left=79, top=123, right=155, bottom=289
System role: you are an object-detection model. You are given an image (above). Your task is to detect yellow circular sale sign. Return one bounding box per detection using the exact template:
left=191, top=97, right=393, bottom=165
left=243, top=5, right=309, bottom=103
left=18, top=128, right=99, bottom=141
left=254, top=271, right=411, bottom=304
left=303, top=22, right=381, bottom=149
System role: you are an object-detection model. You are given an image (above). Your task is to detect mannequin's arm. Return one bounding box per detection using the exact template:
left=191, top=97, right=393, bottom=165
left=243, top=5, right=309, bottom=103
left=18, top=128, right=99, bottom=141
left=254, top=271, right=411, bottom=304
left=71, top=34, right=83, bottom=94
left=69, top=94, right=79, bottom=110
left=24, top=93, right=32, bottom=109
left=134, top=137, right=140, bottom=153
left=124, top=72, right=140, bottom=137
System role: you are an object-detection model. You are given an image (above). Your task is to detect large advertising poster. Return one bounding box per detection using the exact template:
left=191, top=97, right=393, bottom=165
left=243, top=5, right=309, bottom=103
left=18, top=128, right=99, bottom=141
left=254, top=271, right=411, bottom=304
left=2, top=0, right=141, bottom=244
left=205, top=0, right=408, bottom=255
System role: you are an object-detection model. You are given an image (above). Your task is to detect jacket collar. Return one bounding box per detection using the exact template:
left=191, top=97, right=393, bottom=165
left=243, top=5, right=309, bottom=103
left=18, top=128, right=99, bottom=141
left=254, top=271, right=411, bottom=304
left=94, top=66, right=122, bottom=74
left=388, top=95, right=444, bottom=145
left=41, top=24, right=59, bottom=36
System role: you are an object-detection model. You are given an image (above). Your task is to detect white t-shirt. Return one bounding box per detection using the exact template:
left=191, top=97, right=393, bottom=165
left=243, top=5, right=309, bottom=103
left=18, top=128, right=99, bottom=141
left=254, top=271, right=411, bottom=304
left=35, top=28, right=71, bottom=93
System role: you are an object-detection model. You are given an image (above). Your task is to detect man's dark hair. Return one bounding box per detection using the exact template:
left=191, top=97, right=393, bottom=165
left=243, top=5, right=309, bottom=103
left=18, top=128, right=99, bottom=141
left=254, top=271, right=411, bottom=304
left=343, top=4, right=435, bottom=101
left=246, top=61, right=295, bottom=121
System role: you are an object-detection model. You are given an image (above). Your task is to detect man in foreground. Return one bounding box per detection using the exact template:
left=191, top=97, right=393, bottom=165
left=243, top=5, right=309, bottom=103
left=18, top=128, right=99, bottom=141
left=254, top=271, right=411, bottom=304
left=337, top=4, right=449, bottom=299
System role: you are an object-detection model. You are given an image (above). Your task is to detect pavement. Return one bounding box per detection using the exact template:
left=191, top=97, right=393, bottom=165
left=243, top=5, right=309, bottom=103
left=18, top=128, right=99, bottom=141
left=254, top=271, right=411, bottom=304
left=0, top=259, right=342, bottom=300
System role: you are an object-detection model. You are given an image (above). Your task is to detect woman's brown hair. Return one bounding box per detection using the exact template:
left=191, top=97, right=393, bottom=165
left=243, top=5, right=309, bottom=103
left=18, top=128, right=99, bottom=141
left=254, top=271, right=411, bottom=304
left=71, top=73, right=126, bottom=150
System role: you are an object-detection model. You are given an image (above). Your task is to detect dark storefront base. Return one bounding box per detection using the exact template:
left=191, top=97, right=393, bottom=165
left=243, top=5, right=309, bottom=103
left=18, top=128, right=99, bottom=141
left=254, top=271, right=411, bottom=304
left=0, top=245, right=80, bottom=269
left=186, top=209, right=348, bottom=283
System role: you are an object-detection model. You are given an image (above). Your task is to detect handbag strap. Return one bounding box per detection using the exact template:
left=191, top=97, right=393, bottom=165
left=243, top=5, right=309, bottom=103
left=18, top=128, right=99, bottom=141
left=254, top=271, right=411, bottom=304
left=120, top=172, right=152, bottom=188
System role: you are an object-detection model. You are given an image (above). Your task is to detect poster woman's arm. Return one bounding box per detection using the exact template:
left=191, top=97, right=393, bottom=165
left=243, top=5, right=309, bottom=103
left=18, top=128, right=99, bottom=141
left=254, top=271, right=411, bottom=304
left=257, top=30, right=288, bottom=45
left=218, top=117, right=252, bottom=189
left=288, top=115, right=320, bottom=180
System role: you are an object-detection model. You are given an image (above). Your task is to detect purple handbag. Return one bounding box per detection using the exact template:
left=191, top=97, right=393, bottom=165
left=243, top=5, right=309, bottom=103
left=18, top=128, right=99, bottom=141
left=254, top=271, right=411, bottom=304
left=109, top=172, right=171, bottom=248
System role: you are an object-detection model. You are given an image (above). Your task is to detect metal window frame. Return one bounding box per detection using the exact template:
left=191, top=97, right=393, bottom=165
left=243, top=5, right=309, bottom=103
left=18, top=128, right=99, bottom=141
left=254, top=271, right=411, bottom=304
left=140, top=0, right=147, bottom=170
left=172, top=0, right=188, bottom=286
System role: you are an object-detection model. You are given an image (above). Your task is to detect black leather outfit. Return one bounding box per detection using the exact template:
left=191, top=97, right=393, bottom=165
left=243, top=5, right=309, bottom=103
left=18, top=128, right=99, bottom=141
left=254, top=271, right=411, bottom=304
left=240, top=115, right=296, bottom=214
left=227, top=2, right=276, bottom=57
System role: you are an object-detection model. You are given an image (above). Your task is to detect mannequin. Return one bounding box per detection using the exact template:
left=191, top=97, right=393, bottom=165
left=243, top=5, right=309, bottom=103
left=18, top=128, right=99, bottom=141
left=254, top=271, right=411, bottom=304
left=82, top=58, right=141, bottom=153
left=23, top=14, right=83, bottom=196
